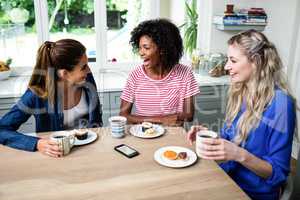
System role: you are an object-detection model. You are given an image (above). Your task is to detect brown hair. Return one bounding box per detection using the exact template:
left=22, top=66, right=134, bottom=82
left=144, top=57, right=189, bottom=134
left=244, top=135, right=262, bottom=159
left=225, top=29, right=289, bottom=144
left=28, top=39, right=86, bottom=106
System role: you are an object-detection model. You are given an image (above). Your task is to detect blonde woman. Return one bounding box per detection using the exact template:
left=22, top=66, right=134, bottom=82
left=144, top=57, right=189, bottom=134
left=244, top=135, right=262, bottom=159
left=187, top=30, right=296, bottom=200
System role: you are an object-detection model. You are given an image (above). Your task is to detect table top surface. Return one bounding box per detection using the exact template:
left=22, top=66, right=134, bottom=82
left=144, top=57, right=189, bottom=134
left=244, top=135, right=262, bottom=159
left=0, top=127, right=249, bottom=200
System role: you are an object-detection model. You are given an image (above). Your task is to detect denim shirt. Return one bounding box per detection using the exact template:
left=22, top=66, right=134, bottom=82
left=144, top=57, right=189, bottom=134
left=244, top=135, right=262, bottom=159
left=0, top=73, right=103, bottom=152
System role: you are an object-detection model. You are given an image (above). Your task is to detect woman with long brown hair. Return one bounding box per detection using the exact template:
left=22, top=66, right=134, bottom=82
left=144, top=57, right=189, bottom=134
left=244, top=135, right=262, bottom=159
left=0, top=39, right=102, bottom=157
left=187, top=30, right=295, bottom=200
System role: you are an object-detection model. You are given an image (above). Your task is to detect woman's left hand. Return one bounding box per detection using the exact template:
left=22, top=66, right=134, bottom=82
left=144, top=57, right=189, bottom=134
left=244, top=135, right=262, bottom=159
left=198, top=138, right=243, bottom=162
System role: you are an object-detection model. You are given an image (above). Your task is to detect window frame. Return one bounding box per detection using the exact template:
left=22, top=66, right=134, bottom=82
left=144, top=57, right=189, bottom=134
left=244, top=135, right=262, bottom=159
left=33, top=0, right=49, bottom=44
left=32, top=0, right=161, bottom=71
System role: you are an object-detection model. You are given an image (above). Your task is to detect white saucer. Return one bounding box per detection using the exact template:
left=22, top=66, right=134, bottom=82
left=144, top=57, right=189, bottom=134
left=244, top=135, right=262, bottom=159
left=130, top=124, right=165, bottom=138
left=74, top=130, right=98, bottom=146
left=154, top=146, right=197, bottom=168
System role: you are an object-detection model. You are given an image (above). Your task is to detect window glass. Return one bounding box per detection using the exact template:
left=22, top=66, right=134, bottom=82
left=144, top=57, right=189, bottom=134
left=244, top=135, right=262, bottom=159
left=0, top=0, right=38, bottom=67
left=0, top=0, right=187, bottom=69
left=106, top=0, right=151, bottom=63
left=48, top=0, right=96, bottom=61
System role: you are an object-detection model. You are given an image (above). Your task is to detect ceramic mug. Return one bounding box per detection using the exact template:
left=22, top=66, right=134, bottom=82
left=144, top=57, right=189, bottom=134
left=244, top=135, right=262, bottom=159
left=196, top=130, right=218, bottom=158
left=50, top=132, right=76, bottom=155
left=109, top=116, right=127, bottom=138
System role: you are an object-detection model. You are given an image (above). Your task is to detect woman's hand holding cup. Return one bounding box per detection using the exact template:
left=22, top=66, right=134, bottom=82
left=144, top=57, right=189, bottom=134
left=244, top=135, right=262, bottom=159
left=198, top=138, right=241, bottom=161
left=195, top=129, right=218, bottom=158
left=37, top=138, right=63, bottom=158
left=186, top=125, right=208, bottom=145
left=187, top=126, right=242, bottom=161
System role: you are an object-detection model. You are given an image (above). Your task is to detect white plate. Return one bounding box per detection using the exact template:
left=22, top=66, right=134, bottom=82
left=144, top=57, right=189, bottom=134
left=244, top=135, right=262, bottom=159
left=130, top=124, right=165, bottom=138
left=154, top=146, right=197, bottom=168
left=74, top=130, right=98, bottom=146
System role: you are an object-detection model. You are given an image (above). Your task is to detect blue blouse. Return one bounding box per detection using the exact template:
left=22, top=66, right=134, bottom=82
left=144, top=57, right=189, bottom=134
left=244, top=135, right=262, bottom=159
left=0, top=73, right=103, bottom=152
left=219, top=89, right=296, bottom=200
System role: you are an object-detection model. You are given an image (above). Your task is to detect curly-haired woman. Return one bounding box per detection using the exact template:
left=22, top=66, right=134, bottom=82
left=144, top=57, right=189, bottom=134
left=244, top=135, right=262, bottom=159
left=120, top=18, right=199, bottom=125
left=187, top=30, right=296, bottom=200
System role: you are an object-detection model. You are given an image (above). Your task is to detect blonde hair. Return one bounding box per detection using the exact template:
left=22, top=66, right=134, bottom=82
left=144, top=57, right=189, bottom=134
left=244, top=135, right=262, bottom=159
left=225, top=29, right=289, bottom=144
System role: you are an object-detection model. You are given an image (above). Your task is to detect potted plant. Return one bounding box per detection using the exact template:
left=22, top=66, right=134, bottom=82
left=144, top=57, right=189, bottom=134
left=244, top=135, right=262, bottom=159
left=181, top=0, right=198, bottom=57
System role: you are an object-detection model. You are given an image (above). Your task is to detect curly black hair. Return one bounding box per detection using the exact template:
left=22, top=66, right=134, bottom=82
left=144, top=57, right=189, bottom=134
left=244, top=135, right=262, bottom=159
left=130, top=18, right=183, bottom=70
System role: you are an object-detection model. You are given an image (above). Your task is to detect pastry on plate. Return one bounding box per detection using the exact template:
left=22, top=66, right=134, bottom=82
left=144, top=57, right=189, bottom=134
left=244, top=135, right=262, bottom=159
left=74, top=129, right=88, bottom=140
left=163, top=150, right=188, bottom=160
left=178, top=152, right=188, bottom=160
left=142, top=122, right=153, bottom=132
left=163, top=150, right=178, bottom=160
left=144, top=128, right=156, bottom=135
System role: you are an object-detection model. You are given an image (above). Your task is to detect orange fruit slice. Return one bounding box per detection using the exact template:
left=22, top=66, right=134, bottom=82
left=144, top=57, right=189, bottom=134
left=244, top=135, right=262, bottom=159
left=163, top=150, right=178, bottom=160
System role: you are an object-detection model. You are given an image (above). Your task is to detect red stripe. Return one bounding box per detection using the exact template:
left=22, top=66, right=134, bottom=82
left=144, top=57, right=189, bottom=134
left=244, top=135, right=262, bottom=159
left=121, top=64, right=200, bottom=116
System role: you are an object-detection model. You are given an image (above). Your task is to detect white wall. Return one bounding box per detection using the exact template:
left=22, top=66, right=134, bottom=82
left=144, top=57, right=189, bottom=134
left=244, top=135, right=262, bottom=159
left=287, top=0, right=300, bottom=159
left=209, top=0, right=258, bottom=53
left=200, top=0, right=298, bottom=68
left=160, top=0, right=185, bottom=26
left=169, top=0, right=185, bottom=26
left=258, top=0, right=298, bottom=69
left=160, top=0, right=170, bottom=19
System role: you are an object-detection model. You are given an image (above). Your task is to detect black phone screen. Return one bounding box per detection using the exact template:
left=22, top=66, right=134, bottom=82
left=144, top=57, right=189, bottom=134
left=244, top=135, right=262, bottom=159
left=114, top=144, right=139, bottom=158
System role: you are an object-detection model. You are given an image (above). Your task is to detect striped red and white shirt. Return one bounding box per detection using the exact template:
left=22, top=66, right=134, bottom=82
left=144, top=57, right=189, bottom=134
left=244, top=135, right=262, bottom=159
left=121, top=64, right=200, bottom=116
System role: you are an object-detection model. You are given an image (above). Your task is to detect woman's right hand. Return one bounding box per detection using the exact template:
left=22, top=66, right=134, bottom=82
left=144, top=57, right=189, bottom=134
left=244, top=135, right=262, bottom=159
left=186, top=125, right=208, bottom=145
left=36, top=138, right=63, bottom=158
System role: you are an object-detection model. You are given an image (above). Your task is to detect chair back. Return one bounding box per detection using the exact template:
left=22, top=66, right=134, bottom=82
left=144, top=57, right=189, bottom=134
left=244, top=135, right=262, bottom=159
left=290, top=147, right=300, bottom=199
left=280, top=147, right=300, bottom=200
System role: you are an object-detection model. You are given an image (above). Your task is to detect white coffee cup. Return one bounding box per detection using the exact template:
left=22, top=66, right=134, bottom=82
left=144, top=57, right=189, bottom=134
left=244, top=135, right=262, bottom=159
left=196, top=130, right=218, bottom=158
left=109, top=116, right=127, bottom=138
left=50, top=132, right=76, bottom=155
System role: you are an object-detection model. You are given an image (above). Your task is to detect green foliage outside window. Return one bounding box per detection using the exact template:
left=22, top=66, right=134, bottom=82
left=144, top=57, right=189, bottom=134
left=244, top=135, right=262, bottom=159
left=107, top=0, right=128, bottom=11
left=0, top=0, right=34, bottom=30
left=0, top=0, right=128, bottom=33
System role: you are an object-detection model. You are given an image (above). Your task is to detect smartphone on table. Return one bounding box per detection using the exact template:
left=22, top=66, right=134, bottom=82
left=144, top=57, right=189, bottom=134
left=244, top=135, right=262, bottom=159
left=114, top=144, right=139, bottom=158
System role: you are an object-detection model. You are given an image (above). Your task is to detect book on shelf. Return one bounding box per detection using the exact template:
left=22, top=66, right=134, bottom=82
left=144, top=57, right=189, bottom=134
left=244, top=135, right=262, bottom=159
left=213, top=13, right=267, bottom=26
left=213, top=7, right=267, bottom=31
left=238, top=8, right=267, bottom=16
